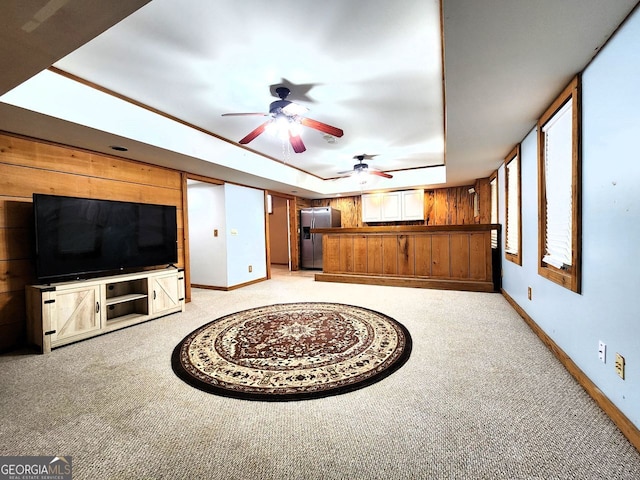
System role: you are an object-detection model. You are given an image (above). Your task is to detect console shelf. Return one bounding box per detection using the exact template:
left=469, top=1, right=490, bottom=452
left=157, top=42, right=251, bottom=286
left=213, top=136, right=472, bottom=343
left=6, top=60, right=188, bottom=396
left=26, top=268, right=185, bottom=353
left=106, top=293, right=149, bottom=305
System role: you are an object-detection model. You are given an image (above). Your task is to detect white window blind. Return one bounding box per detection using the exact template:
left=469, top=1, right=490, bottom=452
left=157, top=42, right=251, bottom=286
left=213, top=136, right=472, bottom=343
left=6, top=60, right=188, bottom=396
left=505, top=158, right=519, bottom=255
left=542, top=100, right=573, bottom=269
left=490, top=177, right=498, bottom=249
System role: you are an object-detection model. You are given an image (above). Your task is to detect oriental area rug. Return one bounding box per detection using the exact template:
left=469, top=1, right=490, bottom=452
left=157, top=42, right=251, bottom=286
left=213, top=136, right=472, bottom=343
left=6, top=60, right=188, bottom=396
left=171, top=302, right=412, bottom=401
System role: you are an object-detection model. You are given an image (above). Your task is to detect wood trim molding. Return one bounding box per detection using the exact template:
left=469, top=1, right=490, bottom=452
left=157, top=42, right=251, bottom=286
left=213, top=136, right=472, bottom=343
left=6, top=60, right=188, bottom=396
left=46, top=67, right=325, bottom=182
left=264, top=191, right=271, bottom=280
left=504, top=144, right=522, bottom=266
left=316, top=273, right=495, bottom=293
left=536, top=75, right=581, bottom=293
left=180, top=172, right=192, bottom=303
left=192, top=276, right=268, bottom=292
left=312, top=224, right=501, bottom=234
left=502, top=289, right=640, bottom=452
left=185, top=173, right=224, bottom=185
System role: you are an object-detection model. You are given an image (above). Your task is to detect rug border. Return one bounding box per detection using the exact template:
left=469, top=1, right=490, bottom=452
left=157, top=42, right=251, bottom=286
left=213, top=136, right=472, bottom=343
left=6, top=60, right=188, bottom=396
left=171, top=302, right=412, bottom=402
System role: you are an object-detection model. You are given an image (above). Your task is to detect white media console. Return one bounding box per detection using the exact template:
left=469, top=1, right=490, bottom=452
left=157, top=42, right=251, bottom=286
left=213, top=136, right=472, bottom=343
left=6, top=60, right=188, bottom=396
left=26, top=268, right=185, bottom=353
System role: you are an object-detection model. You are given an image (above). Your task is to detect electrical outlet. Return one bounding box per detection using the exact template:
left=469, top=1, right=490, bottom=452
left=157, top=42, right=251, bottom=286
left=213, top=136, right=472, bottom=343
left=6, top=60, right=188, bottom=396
left=248, top=265, right=252, bottom=273
left=527, top=286, right=532, bottom=300
left=598, top=341, right=606, bottom=363
left=615, top=353, right=625, bottom=379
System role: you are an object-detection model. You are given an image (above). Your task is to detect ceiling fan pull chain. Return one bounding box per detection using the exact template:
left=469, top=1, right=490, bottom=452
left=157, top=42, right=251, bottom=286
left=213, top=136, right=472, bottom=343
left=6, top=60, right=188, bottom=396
left=282, top=138, right=290, bottom=164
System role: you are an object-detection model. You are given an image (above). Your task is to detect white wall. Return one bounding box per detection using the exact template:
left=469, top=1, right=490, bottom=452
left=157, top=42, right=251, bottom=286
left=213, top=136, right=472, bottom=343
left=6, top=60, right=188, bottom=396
left=188, top=181, right=266, bottom=289
left=501, top=7, right=640, bottom=428
left=187, top=181, right=227, bottom=286
left=224, top=183, right=267, bottom=286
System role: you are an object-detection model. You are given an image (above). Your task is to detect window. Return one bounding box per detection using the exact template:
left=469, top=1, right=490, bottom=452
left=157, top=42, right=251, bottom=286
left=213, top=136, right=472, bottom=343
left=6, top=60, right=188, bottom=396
left=490, top=174, right=498, bottom=249
left=504, top=146, right=521, bottom=264
left=537, top=76, right=581, bottom=293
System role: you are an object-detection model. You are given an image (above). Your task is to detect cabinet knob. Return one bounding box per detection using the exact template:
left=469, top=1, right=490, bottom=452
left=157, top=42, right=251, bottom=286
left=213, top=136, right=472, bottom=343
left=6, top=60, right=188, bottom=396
left=96, top=302, right=100, bottom=314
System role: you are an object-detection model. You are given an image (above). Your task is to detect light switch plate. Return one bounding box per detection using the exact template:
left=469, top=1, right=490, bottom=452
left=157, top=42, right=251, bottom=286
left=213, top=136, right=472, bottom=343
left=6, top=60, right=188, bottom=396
left=615, top=353, right=625, bottom=380
left=598, top=341, right=606, bottom=363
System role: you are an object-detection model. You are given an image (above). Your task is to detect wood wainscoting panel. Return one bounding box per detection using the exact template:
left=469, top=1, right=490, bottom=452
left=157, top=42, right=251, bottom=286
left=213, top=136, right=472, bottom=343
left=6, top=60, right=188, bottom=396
left=450, top=234, right=470, bottom=279
left=339, top=235, right=354, bottom=273
left=367, top=236, right=383, bottom=275
left=313, top=225, right=499, bottom=293
left=353, top=235, right=368, bottom=273
left=382, top=236, right=398, bottom=275
left=397, top=235, right=415, bottom=277
left=414, top=235, right=432, bottom=277
left=431, top=234, right=450, bottom=278
left=470, top=232, right=490, bottom=280
left=323, top=236, right=341, bottom=273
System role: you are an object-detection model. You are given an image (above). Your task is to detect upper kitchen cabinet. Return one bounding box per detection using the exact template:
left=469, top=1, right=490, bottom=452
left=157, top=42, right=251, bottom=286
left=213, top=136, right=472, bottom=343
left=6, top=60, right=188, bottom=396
left=362, top=190, right=424, bottom=222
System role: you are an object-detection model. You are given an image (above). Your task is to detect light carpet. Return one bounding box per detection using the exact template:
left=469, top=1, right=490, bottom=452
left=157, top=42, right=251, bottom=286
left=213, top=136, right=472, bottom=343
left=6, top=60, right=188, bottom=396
left=1, top=267, right=639, bottom=479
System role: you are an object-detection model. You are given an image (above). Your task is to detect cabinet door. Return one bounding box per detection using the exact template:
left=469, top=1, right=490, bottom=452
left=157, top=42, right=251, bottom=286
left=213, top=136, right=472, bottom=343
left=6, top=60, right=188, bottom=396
left=362, top=194, right=383, bottom=222
left=151, top=274, right=181, bottom=315
left=401, top=190, right=425, bottom=220
left=362, top=192, right=402, bottom=222
left=48, top=285, right=101, bottom=344
left=381, top=192, right=402, bottom=221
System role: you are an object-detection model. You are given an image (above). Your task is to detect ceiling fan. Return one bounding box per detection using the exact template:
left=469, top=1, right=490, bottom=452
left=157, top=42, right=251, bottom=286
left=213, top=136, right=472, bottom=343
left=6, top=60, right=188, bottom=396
left=338, top=154, right=393, bottom=179
left=222, top=87, right=344, bottom=153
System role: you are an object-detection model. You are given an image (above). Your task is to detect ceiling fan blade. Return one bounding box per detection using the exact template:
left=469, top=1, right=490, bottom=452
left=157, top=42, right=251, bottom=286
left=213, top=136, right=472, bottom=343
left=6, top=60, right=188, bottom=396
left=222, top=112, right=269, bottom=117
left=289, top=132, right=306, bottom=153
left=300, top=117, right=344, bottom=137
left=370, top=170, right=393, bottom=179
left=239, top=121, right=270, bottom=144
left=336, top=170, right=354, bottom=175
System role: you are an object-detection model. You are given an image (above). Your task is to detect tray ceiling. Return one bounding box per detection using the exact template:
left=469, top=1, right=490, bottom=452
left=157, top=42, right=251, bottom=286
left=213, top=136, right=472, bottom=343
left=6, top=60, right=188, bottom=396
left=1, top=0, right=637, bottom=197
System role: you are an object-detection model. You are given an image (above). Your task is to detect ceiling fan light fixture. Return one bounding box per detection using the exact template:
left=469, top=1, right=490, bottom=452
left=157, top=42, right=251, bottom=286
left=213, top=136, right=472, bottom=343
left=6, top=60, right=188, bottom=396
left=354, top=167, right=370, bottom=186
left=282, top=102, right=308, bottom=116
left=224, top=85, right=341, bottom=155
left=266, top=115, right=300, bottom=141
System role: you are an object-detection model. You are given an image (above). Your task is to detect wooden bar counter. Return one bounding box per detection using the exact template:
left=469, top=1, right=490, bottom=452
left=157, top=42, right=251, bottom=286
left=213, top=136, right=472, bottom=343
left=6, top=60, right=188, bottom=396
left=311, top=224, right=501, bottom=292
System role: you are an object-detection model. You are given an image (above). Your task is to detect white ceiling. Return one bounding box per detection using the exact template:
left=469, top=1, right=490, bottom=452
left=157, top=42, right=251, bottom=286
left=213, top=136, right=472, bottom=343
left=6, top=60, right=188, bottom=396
left=1, top=0, right=638, bottom=198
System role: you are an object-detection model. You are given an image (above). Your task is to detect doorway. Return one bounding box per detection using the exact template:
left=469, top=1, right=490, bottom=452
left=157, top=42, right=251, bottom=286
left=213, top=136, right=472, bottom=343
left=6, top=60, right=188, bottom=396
left=268, top=194, right=291, bottom=270
left=267, top=192, right=300, bottom=271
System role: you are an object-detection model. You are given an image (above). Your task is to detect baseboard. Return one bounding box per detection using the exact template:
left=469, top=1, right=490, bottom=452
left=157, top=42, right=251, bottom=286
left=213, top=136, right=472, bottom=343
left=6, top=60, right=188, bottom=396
left=191, top=284, right=227, bottom=291
left=191, top=276, right=268, bottom=292
left=501, top=289, right=640, bottom=452
left=315, top=273, right=495, bottom=292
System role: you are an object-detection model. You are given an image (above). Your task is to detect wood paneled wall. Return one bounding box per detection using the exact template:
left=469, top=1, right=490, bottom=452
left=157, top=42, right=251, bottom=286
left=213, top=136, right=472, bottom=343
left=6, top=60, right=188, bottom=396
left=316, top=226, right=496, bottom=292
left=0, top=132, right=185, bottom=351
left=310, top=180, right=492, bottom=228
left=309, top=196, right=361, bottom=227
left=1, top=130, right=496, bottom=350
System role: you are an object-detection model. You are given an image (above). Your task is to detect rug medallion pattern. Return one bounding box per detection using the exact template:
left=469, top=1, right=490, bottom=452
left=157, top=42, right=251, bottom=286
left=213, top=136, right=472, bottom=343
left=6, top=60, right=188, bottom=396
left=172, top=302, right=412, bottom=400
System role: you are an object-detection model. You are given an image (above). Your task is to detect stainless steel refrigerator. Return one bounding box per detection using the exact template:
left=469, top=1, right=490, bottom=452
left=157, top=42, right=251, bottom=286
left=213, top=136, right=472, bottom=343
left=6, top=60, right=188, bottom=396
left=300, top=207, right=341, bottom=269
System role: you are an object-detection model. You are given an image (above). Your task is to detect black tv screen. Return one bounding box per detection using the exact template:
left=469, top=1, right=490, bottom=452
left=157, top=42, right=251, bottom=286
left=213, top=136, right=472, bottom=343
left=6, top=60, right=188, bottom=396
left=33, top=194, right=178, bottom=282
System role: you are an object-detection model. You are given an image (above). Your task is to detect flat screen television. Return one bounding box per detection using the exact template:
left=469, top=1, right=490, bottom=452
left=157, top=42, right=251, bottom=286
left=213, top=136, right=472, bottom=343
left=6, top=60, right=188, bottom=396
left=33, top=194, right=178, bottom=282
